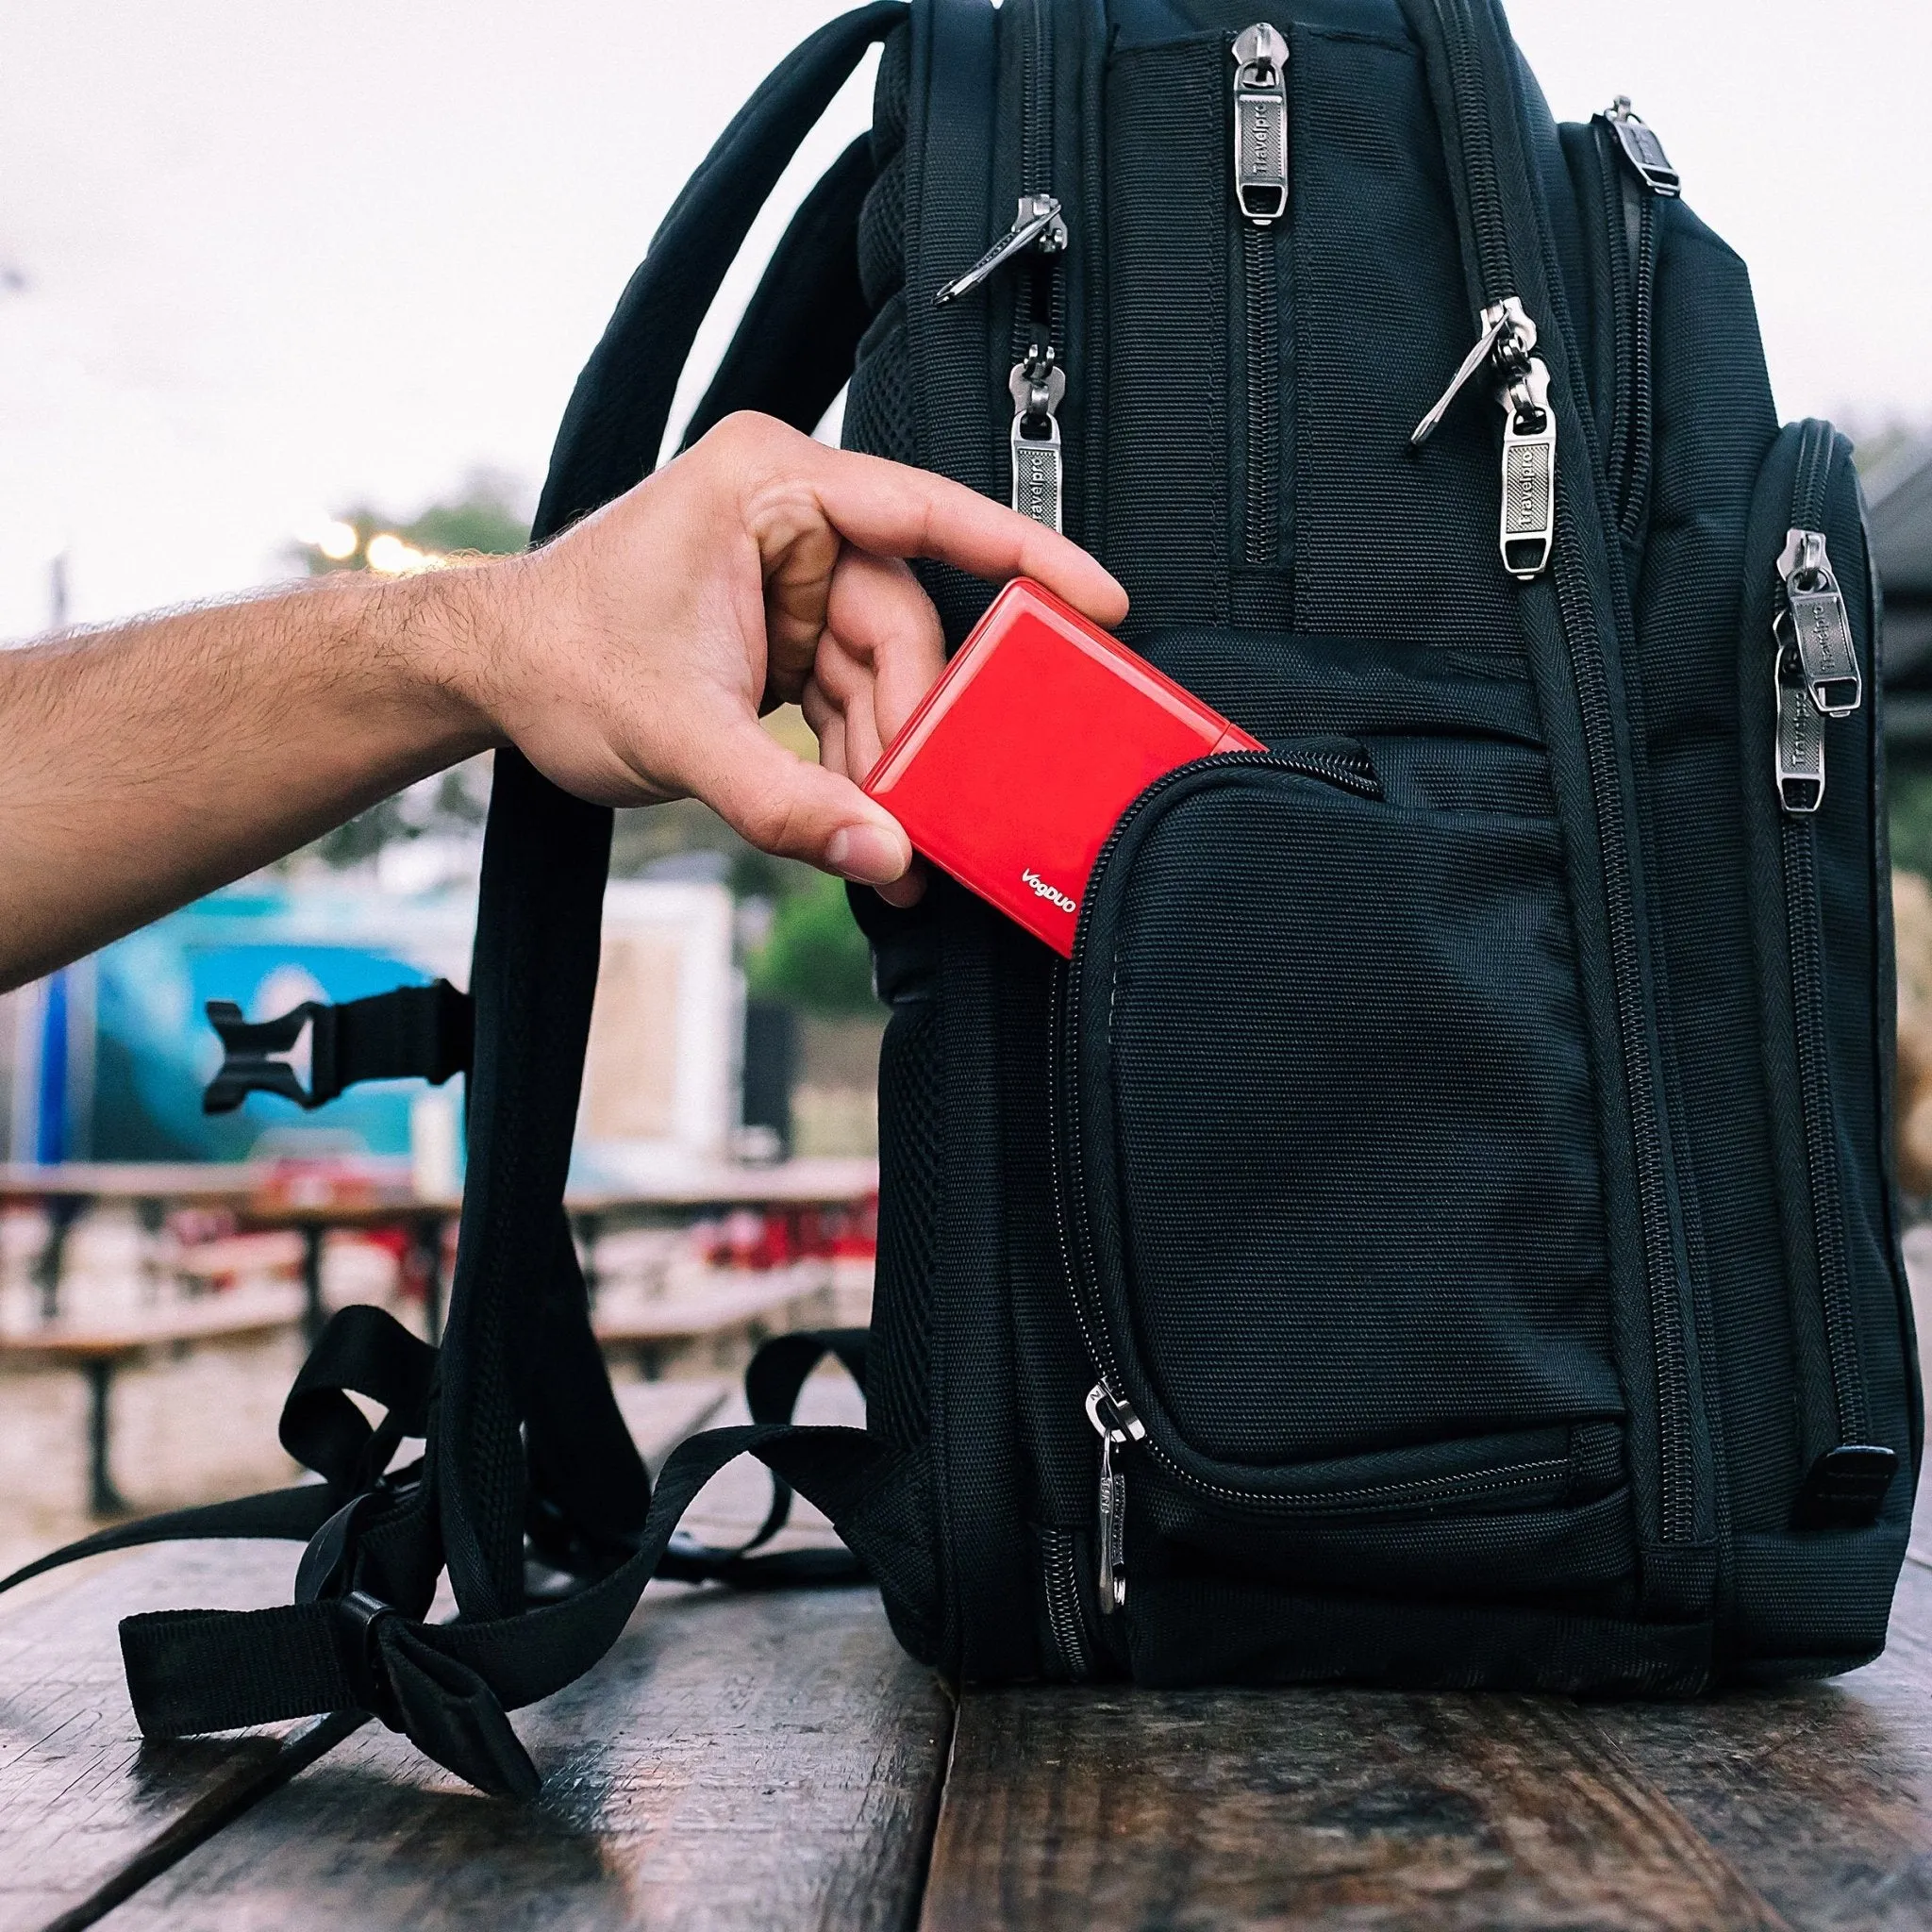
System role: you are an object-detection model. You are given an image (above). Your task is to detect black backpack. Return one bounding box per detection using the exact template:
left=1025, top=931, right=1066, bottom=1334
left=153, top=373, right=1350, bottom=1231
left=7, top=0, right=1916, bottom=1798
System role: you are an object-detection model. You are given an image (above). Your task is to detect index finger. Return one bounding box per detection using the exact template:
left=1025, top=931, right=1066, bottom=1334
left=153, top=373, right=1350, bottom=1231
left=799, top=440, right=1129, bottom=627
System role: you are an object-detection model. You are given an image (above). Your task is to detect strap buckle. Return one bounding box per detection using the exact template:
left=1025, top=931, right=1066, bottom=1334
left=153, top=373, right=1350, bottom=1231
left=203, top=998, right=328, bottom=1111
left=331, top=1588, right=401, bottom=1728
left=203, top=979, right=473, bottom=1115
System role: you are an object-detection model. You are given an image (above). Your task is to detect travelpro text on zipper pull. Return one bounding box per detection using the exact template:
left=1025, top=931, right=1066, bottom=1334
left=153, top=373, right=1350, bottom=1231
left=1085, top=1381, right=1144, bottom=1614
left=1009, top=350, right=1067, bottom=533
left=935, top=193, right=1072, bottom=533
left=1603, top=95, right=1680, bottom=197
left=1773, top=526, right=1860, bottom=815
left=1409, top=293, right=1557, bottom=580
left=1776, top=529, right=1862, bottom=717
left=1231, top=24, right=1290, bottom=223
left=933, top=193, right=1067, bottom=307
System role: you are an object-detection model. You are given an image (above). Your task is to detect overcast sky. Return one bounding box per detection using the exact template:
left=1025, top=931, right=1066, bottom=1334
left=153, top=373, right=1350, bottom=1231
left=2, top=1, right=1926, bottom=638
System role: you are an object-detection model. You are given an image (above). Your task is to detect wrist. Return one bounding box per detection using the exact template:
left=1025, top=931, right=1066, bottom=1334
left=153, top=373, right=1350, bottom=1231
left=362, top=556, right=525, bottom=755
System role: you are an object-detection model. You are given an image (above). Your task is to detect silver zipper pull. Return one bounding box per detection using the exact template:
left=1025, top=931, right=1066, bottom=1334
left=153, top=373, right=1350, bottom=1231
left=1410, top=295, right=1537, bottom=447
left=1231, top=24, right=1290, bottom=225
left=1776, top=528, right=1862, bottom=716
left=1009, top=351, right=1067, bottom=532
left=1085, top=1382, right=1144, bottom=1614
left=1603, top=96, right=1680, bottom=197
left=1775, top=647, right=1825, bottom=814
left=934, top=193, right=1068, bottom=307
left=1499, top=356, right=1557, bottom=580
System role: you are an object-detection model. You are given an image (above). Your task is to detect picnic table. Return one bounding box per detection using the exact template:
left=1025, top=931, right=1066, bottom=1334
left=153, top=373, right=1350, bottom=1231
left=3, top=1362, right=1932, bottom=1930
left=0, top=1163, right=270, bottom=1320
left=0, top=1285, right=305, bottom=1515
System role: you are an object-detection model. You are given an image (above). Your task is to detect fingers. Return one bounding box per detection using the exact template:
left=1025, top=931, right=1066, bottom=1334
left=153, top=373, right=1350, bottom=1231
left=684, top=701, right=910, bottom=887
left=712, top=413, right=1128, bottom=626
left=824, top=551, right=946, bottom=747
left=806, top=439, right=1128, bottom=625
left=803, top=672, right=926, bottom=908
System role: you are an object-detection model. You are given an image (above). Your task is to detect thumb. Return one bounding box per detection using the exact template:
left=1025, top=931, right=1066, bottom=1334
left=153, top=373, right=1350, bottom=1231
left=690, top=709, right=912, bottom=886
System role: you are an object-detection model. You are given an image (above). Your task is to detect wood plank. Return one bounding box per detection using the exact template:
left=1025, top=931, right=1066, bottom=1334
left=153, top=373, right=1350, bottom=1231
left=0, top=1287, right=306, bottom=1359
left=921, top=1683, right=1781, bottom=1931
left=0, top=1165, right=269, bottom=1206
left=92, top=1373, right=930, bottom=1931
left=1587, top=1537, right=1932, bottom=1927
left=98, top=1586, right=950, bottom=1932
left=0, top=1541, right=356, bottom=1932
left=0, top=1373, right=743, bottom=1932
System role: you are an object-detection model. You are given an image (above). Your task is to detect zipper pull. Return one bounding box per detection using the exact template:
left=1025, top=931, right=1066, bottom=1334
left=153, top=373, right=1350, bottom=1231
left=1412, top=296, right=1557, bottom=580
left=1774, top=646, right=1825, bottom=815
left=1231, top=24, right=1290, bottom=225
left=1085, top=1382, right=1144, bottom=1615
left=1009, top=344, right=1067, bottom=532
left=1499, top=356, right=1557, bottom=580
left=934, top=193, right=1068, bottom=307
left=1776, top=528, right=1862, bottom=716
left=1602, top=96, right=1681, bottom=198
left=1409, top=295, right=1538, bottom=447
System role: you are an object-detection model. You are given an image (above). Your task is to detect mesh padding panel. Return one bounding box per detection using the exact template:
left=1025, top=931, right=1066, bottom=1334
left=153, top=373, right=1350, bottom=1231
left=844, top=297, right=915, bottom=463
left=871, top=20, right=910, bottom=163
left=871, top=996, right=941, bottom=1455
left=858, top=147, right=907, bottom=308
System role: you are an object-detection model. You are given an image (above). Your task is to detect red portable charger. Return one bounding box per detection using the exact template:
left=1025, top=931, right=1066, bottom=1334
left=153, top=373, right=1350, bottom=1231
left=861, top=578, right=1262, bottom=955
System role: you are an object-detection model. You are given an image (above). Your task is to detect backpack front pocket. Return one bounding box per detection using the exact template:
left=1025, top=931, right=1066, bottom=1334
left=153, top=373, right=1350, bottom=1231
left=1050, top=741, right=1633, bottom=1639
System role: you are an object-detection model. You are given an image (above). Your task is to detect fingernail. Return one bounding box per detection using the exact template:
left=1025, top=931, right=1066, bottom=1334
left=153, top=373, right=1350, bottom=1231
left=826, top=823, right=906, bottom=886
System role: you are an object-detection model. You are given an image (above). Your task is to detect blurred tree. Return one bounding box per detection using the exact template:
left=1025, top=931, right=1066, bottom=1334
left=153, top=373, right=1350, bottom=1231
left=289, top=476, right=526, bottom=868
left=745, top=872, right=876, bottom=1015
left=293, top=470, right=528, bottom=577
left=1891, top=768, right=1932, bottom=882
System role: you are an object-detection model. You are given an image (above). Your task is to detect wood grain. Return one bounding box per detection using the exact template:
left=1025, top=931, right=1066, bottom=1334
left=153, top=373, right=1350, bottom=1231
left=99, top=1586, right=951, bottom=1932
left=1590, top=1557, right=1932, bottom=1928
left=96, top=1371, right=941, bottom=1932
left=0, top=1542, right=354, bottom=1932
left=921, top=1682, right=1782, bottom=1931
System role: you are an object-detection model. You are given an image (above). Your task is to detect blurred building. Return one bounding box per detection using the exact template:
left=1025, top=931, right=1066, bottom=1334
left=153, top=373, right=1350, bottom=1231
left=4, top=878, right=762, bottom=1180
left=1869, top=440, right=1932, bottom=759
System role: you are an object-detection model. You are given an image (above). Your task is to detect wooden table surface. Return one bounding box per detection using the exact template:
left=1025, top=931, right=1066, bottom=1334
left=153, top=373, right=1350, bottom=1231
left=0, top=1165, right=271, bottom=1206
left=3, top=1380, right=1930, bottom=1930
left=0, top=1286, right=305, bottom=1361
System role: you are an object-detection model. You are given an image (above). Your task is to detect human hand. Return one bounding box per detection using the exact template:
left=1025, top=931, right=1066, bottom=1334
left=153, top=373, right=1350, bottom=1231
left=460, top=412, right=1126, bottom=905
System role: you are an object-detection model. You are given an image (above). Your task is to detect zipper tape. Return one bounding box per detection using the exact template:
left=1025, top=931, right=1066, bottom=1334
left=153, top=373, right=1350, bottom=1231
left=1401, top=0, right=1705, bottom=1570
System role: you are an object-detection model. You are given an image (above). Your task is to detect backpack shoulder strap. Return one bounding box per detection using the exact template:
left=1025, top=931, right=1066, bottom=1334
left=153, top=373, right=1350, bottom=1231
left=0, top=2, right=913, bottom=1802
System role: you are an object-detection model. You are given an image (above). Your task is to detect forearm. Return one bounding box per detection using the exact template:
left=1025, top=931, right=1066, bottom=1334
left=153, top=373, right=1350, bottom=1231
left=0, top=569, right=499, bottom=990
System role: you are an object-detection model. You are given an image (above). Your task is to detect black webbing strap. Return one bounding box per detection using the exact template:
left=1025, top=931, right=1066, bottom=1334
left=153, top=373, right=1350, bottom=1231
left=677, top=131, right=878, bottom=453
left=659, top=1328, right=872, bottom=1588
left=532, top=1, right=908, bottom=535
left=0, top=1305, right=438, bottom=1599
left=203, top=980, right=472, bottom=1113
left=120, top=1414, right=900, bottom=1798
left=92, top=1, right=911, bottom=1801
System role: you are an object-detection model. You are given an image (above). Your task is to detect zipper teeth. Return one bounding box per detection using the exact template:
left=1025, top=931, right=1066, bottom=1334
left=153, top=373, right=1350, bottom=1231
left=1433, top=0, right=1694, bottom=1542
left=1054, top=748, right=1383, bottom=1508
left=1784, top=828, right=1865, bottom=1441
left=1012, top=2, right=1062, bottom=370
left=1161, top=1454, right=1575, bottom=1516
left=1552, top=528, right=1695, bottom=1545
left=1242, top=223, right=1280, bottom=569
left=1619, top=195, right=1657, bottom=544
left=1023, top=1, right=1051, bottom=195
left=1783, top=416, right=1865, bottom=1446
left=1434, top=0, right=1513, bottom=303
left=1040, top=1527, right=1094, bottom=1677
left=1596, top=129, right=1635, bottom=529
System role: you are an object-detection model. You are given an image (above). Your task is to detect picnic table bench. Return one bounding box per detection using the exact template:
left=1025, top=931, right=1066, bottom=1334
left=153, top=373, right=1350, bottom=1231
left=0, top=1285, right=306, bottom=1517
left=0, top=1164, right=271, bottom=1322
left=3, top=1367, right=1932, bottom=1931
